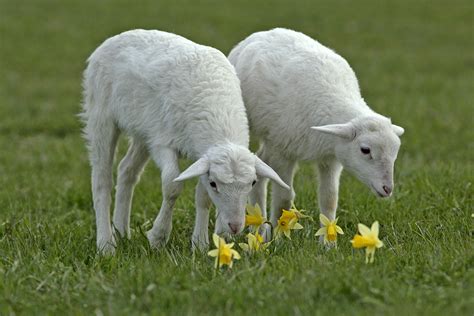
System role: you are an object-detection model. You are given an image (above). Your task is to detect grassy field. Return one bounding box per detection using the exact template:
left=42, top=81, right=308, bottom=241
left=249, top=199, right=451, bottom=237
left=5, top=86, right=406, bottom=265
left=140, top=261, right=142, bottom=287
left=1, top=0, right=473, bottom=315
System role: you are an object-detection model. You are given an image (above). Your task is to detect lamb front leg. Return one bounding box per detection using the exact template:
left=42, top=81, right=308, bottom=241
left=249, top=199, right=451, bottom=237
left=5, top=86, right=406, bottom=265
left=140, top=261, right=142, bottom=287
left=147, top=147, right=183, bottom=248
left=249, top=143, right=270, bottom=217
left=316, top=160, right=343, bottom=243
left=192, top=180, right=212, bottom=251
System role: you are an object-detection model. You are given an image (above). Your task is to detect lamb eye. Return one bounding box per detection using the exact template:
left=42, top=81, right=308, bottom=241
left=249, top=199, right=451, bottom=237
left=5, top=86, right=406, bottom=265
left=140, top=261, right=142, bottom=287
left=252, top=180, right=257, bottom=186
left=361, top=147, right=371, bottom=155
left=210, top=181, right=217, bottom=189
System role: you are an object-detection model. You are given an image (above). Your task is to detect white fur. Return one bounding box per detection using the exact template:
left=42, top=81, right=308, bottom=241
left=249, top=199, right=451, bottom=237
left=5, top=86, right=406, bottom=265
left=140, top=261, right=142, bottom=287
left=228, top=28, right=404, bottom=240
left=81, top=29, right=288, bottom=254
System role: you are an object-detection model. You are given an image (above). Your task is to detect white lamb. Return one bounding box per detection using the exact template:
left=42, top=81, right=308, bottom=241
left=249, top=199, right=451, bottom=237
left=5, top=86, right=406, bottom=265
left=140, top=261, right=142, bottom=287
left=81, top=29, right=289, bottom=254
left=228, top=28, right=404, bottom=240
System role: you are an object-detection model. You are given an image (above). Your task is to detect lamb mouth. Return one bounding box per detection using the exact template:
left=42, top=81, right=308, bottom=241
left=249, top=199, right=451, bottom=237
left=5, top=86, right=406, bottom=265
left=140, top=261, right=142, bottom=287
left=372, top=185, right=387, bottom=198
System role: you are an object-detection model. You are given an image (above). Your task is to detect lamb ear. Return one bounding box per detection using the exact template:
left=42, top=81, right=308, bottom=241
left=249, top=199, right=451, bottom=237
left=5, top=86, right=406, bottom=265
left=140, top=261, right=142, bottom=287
left=255, top=157, right=290, bottom=190
left=173, top=157, right=209, bottom=182
left=311, top=123, right=355, bottom=139
left=392, top=124, right=404, bottom=136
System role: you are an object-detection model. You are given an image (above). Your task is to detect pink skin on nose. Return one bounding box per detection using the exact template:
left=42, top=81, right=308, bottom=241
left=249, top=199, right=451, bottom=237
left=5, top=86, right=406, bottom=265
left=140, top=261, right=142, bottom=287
left=228, top=222, right=241, bottom=234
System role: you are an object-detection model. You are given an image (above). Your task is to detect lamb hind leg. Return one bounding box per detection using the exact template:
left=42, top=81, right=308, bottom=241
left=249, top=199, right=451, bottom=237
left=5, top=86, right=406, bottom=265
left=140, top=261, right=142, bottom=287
left=86, top=119, right=120, bottom=255
left=267, top=151, right=297, bottom=237
left=147, top=147, right=183, bottom=248
left=113, top=139, right=149, bottom=238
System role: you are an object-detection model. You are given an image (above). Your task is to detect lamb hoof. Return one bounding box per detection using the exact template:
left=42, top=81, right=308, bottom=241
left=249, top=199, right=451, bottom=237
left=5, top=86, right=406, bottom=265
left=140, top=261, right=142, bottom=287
left=260, top=223, right=273, bottom=243
left=147, top=229, right=169, bottom=249
left=192, top=240, right=209, bottom=253
left=97, top=237, right=116, bottom=255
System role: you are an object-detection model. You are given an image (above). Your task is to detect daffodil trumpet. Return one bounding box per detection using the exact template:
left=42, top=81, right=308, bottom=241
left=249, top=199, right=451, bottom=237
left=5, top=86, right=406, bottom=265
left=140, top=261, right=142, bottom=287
left=245, top=204, right=267, bottom=232
left=315, top=213, right=344, bottom=245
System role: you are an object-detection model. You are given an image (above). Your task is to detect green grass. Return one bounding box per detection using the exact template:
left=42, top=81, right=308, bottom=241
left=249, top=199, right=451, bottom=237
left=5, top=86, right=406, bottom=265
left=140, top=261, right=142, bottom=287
left=1, top=0, right=473, bottom=315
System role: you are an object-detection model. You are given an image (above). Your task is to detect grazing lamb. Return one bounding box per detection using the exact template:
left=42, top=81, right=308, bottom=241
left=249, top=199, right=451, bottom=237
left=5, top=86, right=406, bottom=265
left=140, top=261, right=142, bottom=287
left=81, top=29, right=289, bottom=254
left=228, top=28, right=404, bottom=240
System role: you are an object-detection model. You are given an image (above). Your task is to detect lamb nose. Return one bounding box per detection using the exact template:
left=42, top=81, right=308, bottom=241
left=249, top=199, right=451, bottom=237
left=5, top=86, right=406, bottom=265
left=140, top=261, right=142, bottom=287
left=228, top=223, right=239, bottom=234
left=383, top=185, right=392, bottom=195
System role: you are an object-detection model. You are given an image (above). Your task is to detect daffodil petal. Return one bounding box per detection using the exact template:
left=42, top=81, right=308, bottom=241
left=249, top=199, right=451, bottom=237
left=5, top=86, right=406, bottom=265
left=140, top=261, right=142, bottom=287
left=231, top=250, right=241, bottom=259
left=358, top=223, right=371, bottom=236
left=247, top=233, right=257, bottom=243
left=239, top=243, right=249, bottom=251
left=335, top=225, right=344, bottom=234
left=293, top=222, right=303, bottom=230
left=376, top=239, right=384, bottom=248
left=315, top=227, right=327, bottom=236
left=208, top=249, right=219, bottom=257
left=288, top=217, right=298, bottom=227
left=250, top=206, right=257, bottom=216
left=371, top=221, right=379, bottom=236
left=284, top=230, right=291, bottom=239
left=212, top=233, right=220, bottom=248
left=320, top=213, right=331, bottom=226
left=366, top=247, right=376, bottom=263
left=246, top=205, right=255, bottom=216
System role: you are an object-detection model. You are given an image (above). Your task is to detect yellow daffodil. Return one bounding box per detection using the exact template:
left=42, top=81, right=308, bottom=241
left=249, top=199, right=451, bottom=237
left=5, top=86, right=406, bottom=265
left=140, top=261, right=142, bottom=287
left=239, top=232, right=270, bottom=252
left=245, top=204, right=266, bottom=231
left=315, top=214, right=344, bottom=244
left=351, top=221, right=384, bottom=263
left=274, top=209, right=303, bottom=239
left=208, top=233, right=241, bottom=268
